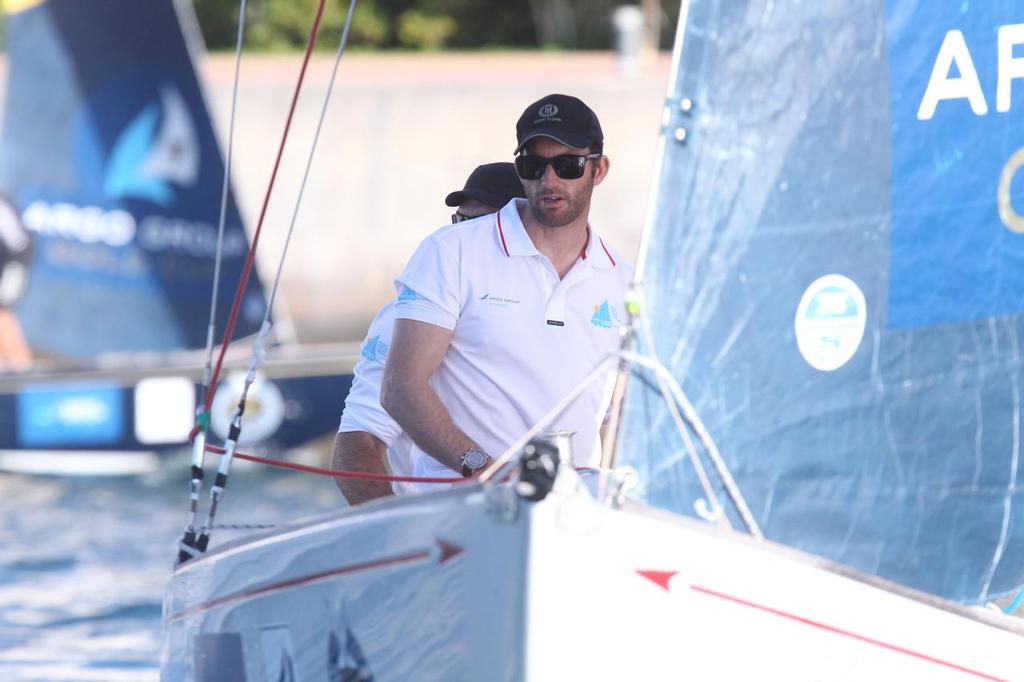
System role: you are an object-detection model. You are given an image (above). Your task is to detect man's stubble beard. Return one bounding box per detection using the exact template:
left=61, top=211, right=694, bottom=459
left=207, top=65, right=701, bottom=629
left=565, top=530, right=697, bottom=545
left=528, top=174, right=595, bottom=229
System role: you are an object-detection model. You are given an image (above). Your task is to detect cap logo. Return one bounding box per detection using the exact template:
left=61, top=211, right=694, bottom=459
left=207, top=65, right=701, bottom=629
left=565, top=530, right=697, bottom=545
left=538, top=103, right=559, bottom=117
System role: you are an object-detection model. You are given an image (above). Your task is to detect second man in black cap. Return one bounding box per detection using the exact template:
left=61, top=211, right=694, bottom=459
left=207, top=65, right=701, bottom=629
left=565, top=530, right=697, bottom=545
left=332, top=162, right=525, bottom=505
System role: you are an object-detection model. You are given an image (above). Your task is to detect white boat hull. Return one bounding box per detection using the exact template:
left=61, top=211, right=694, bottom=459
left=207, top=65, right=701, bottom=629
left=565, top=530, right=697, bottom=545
left=162, top=477, right=1024, bottom=681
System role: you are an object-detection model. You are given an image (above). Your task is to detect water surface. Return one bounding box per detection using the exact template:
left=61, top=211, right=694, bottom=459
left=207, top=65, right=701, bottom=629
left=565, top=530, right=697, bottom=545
left=0, top=459, right=344, bottom=681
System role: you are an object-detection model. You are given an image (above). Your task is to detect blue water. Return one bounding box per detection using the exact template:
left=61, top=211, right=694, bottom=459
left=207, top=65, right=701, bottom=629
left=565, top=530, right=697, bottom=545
left=0, top=460, right=344, bottom=681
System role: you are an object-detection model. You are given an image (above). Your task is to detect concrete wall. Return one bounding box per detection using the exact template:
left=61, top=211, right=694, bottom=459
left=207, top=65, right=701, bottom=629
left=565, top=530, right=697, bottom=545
left=198, top=52, right=670, bottom=343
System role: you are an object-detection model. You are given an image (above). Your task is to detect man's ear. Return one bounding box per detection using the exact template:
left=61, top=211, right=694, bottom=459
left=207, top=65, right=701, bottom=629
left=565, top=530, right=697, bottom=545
left=593, top=155, right=610, bottom=187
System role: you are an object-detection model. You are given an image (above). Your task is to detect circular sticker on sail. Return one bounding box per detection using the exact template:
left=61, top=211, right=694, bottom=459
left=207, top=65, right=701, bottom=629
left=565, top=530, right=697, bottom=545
left=794, top=275, right=867, bottom=372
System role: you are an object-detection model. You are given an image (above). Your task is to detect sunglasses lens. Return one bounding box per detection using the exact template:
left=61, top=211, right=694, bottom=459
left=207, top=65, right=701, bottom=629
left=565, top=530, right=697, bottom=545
left=551, top=156, right=585, bottom=180
left=515, top=156, right=545, bottom=180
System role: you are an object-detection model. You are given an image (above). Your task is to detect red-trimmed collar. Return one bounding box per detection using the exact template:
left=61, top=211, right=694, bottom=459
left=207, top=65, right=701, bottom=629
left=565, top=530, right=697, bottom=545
left=579, top=228, right=590, bottom=260
left=496, top=211, right=511, bottom=257
left=496, top=199, right=616, bottom=268
left=582, top=226, right=617, bottom=268
left=495, top=200, right=540, bottom=258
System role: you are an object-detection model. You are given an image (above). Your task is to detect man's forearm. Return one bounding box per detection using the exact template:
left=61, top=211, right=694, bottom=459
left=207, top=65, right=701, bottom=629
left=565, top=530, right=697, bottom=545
left=331, top=431, right=394, bottom=505
left=381, top=382, right=478, bottom=473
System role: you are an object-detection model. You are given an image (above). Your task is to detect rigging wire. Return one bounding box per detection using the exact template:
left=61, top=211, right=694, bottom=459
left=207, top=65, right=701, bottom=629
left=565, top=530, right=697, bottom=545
left=628, top=348, right=729, bottom=529
left=176, top=0, right=248, bottom=566
left=201, top=0, right=328, bottom=419
left=627, top=338, right=765, bottom=540
left=195, top=0, right=360, bottom=557
left=175, top=0, right=329, bottom=562
left=259, top=0, right=358, bottom=341
left=222, top=0, right=359, bottom=430
left=201, top=0, right=247, bottom=408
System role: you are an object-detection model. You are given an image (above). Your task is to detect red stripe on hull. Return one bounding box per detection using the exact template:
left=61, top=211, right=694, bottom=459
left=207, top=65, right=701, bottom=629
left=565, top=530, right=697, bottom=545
left=690, top=585, right=1008, bottom=682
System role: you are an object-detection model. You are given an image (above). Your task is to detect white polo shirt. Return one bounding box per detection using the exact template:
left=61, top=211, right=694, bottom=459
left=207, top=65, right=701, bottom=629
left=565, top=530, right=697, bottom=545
left=338, top=298, right=416, bottom=494
left=393, top=198, right=632, bottom=489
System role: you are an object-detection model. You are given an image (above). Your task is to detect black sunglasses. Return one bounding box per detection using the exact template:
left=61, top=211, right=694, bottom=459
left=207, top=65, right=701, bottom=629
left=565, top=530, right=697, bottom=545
left=515, top=153, right=601, bottom=181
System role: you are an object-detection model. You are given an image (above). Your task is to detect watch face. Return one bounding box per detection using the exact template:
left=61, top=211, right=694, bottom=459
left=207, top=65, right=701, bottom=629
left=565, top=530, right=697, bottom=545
left=464, top=450, right=487, bottom=469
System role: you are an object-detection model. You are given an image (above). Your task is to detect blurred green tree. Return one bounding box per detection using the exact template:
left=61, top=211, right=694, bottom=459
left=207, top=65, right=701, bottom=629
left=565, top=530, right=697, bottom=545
left=192, top=0, right=390, bottom=49
left=189, top=0, right=681, bottom=52
left=396, top=10, right=456, bottom=50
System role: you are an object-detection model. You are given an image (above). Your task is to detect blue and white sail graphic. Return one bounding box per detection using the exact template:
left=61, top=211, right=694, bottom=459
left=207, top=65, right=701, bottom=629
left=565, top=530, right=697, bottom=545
left=104, top=86, right=200, bottom=207
left=0, top=0, right=267, bottom=359
left=620, top=0, right=1024, bottom=603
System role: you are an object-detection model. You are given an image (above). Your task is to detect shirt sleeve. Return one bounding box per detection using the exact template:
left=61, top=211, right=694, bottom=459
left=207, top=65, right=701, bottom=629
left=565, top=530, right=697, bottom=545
left=338, top=303, right=403, bottom=446
left=339, top=354, right=403, bottom=446
left=393, top=234, right=461, bottom=330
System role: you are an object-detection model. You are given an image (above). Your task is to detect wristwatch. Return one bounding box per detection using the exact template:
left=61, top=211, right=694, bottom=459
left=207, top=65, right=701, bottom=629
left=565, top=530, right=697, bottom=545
left=460, top=448, right=490, bottom=477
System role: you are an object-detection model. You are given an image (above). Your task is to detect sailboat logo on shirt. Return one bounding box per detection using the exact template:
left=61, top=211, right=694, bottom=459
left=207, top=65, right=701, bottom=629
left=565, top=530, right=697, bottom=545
left=590, top=301, right=620, bottom=328
left=360, top=335, right=389, bottom=362
left=397, top=287, right=421, bottom=302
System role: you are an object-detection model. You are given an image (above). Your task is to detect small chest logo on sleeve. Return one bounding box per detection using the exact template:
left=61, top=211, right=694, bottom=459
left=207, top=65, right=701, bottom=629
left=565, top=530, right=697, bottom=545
left=590, top=301, right=620, bottom=328
left=397, top=287, right=421, bottom=302
left=360, top=335, right=389, bottom=362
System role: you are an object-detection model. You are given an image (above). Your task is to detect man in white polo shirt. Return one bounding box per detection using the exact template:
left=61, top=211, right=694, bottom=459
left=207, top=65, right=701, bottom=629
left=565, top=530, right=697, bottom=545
left=381, top=94, right=631, bottom=488
left=332, top=162, right=526, bottom=505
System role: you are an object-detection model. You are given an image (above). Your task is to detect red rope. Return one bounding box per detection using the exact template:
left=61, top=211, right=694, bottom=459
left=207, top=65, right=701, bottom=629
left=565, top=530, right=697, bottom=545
left=206, top=444, right=597, bottom=486
left=205, top=444, right=467, bottom=484
left=203, top=0, right=328, bottom=416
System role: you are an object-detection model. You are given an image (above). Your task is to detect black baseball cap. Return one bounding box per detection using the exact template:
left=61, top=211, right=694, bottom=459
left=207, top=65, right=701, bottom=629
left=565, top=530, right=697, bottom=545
left=514, top=93, right=604, bottom=154
left=445, top=162, right=526, bottom=208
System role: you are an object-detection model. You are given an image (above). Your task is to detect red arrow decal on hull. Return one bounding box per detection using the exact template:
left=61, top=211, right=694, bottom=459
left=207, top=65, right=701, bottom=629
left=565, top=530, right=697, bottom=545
left=437, top=540, right=463, bottom=564
left=636, top=569, right=678, bottom=591
left=168, top=538, right=463, bottom=623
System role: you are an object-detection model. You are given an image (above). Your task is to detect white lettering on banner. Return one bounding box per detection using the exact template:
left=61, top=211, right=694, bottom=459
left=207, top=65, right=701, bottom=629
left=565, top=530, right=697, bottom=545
left=22, top=200, right=136, bottom=247
left=20, top=201, right=247, bottom=257
left=138, top=216, right=247, bottom=258
left=918, top=24, right=1024, bottom=120
left=917, top=30, right=988, bottom=120
left=998, top=24, right=1024, bottom=113
left=999, top=147, right=1024, bottom=233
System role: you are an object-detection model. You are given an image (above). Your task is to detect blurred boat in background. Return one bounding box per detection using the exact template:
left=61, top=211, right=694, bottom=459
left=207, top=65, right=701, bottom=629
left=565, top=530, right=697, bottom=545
left=0, top=0, right=358, bottom=473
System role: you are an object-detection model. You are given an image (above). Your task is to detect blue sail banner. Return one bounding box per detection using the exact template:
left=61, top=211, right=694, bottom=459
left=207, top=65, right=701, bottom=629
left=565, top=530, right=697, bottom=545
left=888, top=0, right=1024, bottom=328
left=620, top=0, right=1024, bottom=603
left=0, top=0, right=267, bottom=360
